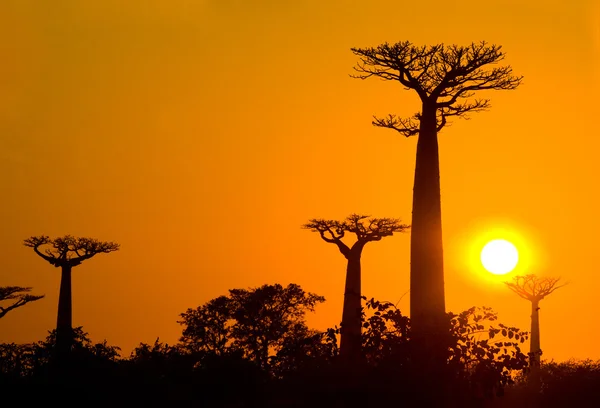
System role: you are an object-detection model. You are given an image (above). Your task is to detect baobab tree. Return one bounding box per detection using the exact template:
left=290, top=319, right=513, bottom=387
left=0, top=286, right=44, bottom=318
left=23, top=235, right=119, bottom=356
left=303, top=214, right=409, bottom=363
left=350, top=41, right=523, bottom=362
left=505, top=274, right=566, bottom=379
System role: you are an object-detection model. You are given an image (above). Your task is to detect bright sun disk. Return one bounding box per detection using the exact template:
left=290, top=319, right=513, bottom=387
left=480, top=239, right=519, bottom=275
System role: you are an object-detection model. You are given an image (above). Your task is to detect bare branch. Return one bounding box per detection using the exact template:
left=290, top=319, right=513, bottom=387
left=24, top=235, right=57, bottom=265
left=343, top=214, right=410, bottom=242
left=351, top=42, right=441, bottom=99
left=303, top=219, right=350, bottom=257
left=372, top=114, right=420, bottom=137
left=440, top=99, right=491, bottom=119
left=0, top=286, right=44, bottom=318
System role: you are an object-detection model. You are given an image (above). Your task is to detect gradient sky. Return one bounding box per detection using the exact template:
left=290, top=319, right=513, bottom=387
left=1, top=0, right=599, bottom=362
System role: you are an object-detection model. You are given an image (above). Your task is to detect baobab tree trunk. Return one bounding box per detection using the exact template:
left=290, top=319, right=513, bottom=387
left=56, top=265, right=73, bottom=356
left=410, top=105, right=446, bottom=346
left=340, top=251, right=363, bottom=362
left=410, top=105, right=447, bottom=405
left=530, top=299, right=541, bottom=388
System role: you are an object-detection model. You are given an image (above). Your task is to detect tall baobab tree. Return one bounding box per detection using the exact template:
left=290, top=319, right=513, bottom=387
left=350, top=42, right=523, bottom=363
left=0, top=286, right=44, bottom=318
left=505, top=275, right=566, bottom=378
left=303, top=214, right=409, bottom=363
left=24, top=235, right=119, bottom=355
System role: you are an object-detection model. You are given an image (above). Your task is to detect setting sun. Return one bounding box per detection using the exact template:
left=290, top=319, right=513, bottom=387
left=480, top=239, right=519, bottom=275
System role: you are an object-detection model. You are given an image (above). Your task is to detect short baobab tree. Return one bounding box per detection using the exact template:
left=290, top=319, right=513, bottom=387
left=303, top=214, right=409, bottom=363
left=350, top=42, right=523, bottom=363
left=24, top=235, right=119, bottom=355
left=505, top=275, right=566, bottom=374
left=0, top=286, right=44, bottom=318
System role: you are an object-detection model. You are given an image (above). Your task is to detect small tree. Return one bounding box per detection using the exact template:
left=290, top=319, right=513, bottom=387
left=179, top=283, right=325, bottom=371
left=505, top=275, right=566, bottom=384
left=23, top=235, right=119, bottom=357
left=228, top=283, right=324, bottom=369
left=0, top=286, right=44, bottom=318
left=178, top=295, right=234, bottom=356
left=350, top=42, right=523, bottom=373
left=303, top=214, right=409, bottom=363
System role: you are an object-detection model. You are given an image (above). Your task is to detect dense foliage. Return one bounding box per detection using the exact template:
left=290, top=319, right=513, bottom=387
left=0, top=283, right=589, bottom=407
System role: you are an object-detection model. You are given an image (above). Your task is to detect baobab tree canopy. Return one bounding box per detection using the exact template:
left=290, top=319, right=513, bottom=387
left=505, top=275, right=566, bottom=302
left=0, top=286, right=44, bottom=319
left=303, top=213, right=410, bottom=251
left=351, top=41, right=523, bottom=136
left=24, top=235, right=120, bottom=267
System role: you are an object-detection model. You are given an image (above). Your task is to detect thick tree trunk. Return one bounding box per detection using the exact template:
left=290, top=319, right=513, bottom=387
left=340, top=249, right=363, bottom=363
left=529, top=299, right=541, bottom=386
left=56, top=265, right=73, bottom=357
left=410, top=105, right=446, bottom=341
left=409, top=104, right=447, bottom=405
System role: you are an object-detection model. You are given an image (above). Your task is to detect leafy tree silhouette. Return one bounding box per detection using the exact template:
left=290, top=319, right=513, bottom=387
left=505, top=274, right=566, bottom=388
left=0, top=286, right=44, bottom=318
left=283, top=297, right=529, bottom=408
left=179, top=283, right=324, bottom=371
left=31, top=326, right=122, bottom=367
left=538, top=360, right=600, bottom=408
left=23, top=235, right=119, bottom=360
left=178, top=295, right=233, bottom=356
left=357, top=299, right=529, bottom=406
left=0, top=326, right=122, bottom=404
left=303, top=214, right=409, bottom=364
left=0, top=285, right=539, bottom=407
left=350, top=41, right=523, bottom=381
left=0, top=342, right=35, bottom=382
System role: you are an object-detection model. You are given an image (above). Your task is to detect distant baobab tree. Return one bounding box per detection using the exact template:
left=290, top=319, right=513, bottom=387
left=24, top=235, right=119, bottom=356
left=0, top=286, right=44, bottom=318
left=303, top=214, right=409, bottom=364
left=505, top=275, right=566, bottom=377
left=350, top=41, right=523, bottom=369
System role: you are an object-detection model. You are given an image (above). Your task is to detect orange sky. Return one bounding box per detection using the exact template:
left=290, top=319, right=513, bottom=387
left=1, top=0, right=599, bottom=362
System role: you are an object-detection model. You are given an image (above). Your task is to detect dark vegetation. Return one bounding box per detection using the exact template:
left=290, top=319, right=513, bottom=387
left=1, top=283, right=531, bottom=407
left=1, top=283, right=595, bottom=407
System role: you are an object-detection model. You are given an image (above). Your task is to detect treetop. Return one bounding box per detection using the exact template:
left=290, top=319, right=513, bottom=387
left=24, top=235, right=120, bottom=267
left=351, top=40, right=523, bottom=135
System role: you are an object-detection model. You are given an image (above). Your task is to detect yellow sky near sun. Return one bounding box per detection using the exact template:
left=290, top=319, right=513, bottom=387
left=1, top=0, right=599, bottom=362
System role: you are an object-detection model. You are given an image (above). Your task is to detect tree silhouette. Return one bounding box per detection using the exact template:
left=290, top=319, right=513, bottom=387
left=178, top=295, right=233, bottom=356
left=23, top=235, right=119, bottom=357
left=228, top=283, right=324, bottom=370
left=350, top=41, right=522, bottom=369
left=0, top=286, right=44, bottom=318
left=505, top=275, right=566, bottom=381
left=179, top=283, right=325, bottom=371
left=303, top=214, right=409, bottom=363
left=357, top=299, right=529, bottom=404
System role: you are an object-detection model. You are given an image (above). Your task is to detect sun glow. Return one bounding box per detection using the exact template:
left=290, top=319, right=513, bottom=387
left=480, top=239, right=519, bottom=275
left=449, top=218, right=542, bottom=287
